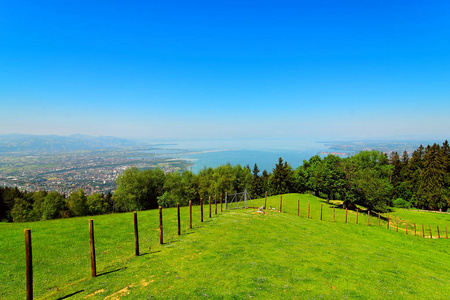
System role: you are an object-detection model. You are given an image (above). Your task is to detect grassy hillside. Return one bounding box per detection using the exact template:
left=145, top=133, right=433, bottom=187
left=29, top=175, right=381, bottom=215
left=1, top=194, right=449, bottom=299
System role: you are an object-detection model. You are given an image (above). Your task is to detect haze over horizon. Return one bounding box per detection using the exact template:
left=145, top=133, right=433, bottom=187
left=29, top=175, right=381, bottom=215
left=1, top=1, right=449, bottom=141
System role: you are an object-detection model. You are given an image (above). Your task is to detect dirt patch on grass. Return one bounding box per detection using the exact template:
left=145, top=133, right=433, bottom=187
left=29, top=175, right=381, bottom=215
left=251, top=211, right=270, bottom=215
left=84, top=289, right=105, bottom=298
left=104, top=284, right=136, bottom=300
left=141, top=278, right=155, bottom=287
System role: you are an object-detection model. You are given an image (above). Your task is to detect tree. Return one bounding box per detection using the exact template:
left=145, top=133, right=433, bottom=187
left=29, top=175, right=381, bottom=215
left=67, top=189, right=87, bottom=216
left=180, top=170, right=199, bottom=204
left=31, top=190, right=48, bottom=221
left=157, top=192, right=173, bottom=208
left=293, top=166, right=308, bottom=193
left=232, top=165, right=253, bottom=195
left=210, top=164, right=235, bottom=198
left=304, top=155, right=323, bottom=197
left=161, top=172, right=183, bottom=207
left=352, top=167, right=392, bottom=211
left=197, top=167, right=215, bottom=200
left=321, top=155, right=345, bottom=203
left=86, top=193, right=110, bottom=215
left=0, top=187, right=24, bottom=222
left=158, top=171, right=197, bottom=207
left=41, top=191, right=66, bottom=220
left=416, top=144, right=446, bottom=210
left=270, top=157, right=294, bottom=195
left=113, top=167, right=165, bottom=212
left=10, top=194, right=34, bottom=222
left=252, top=163, right=263, bottom=197
left=341, top=150, right=392, bottom=211
left=404, top=145, right=425, bottom=198
left=261, top=170, right=270, bottom=195
left=441, top=140, right=450, bottom=191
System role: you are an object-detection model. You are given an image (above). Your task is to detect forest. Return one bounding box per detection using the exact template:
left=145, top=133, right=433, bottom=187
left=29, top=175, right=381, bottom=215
left=1, top=141, right=449, bottom=222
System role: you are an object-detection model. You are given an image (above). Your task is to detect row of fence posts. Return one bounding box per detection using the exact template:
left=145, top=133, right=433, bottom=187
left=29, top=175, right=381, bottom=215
left=275, top=194, right=449, bottom=239
left=23, top=194, right=224, bottom=300
left=21, top=193, right=448, bottom=299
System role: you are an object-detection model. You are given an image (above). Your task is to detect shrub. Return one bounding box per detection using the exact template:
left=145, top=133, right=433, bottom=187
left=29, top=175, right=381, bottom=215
left=393, top=198, right=412, bottom=209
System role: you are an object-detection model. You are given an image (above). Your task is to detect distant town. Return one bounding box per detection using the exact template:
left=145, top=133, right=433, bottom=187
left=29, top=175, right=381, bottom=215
left=0, top=147, right=191, bottom=196
left=0, top=134, right=433, bottom=196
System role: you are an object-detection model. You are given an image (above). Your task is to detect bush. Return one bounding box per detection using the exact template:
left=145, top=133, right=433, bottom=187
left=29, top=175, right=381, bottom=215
left=393, top=198, right=412, bottom=209
left=157, top=192, right=176, bottom=208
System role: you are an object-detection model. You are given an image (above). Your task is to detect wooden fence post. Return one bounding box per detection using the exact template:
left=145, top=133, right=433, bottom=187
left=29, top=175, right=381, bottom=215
left=215, top=195, right=217, bottom=214
left=378, top=212, right=380, bottom=226
left=209, top=196, right=211, bottom=218
left=333, top=207, right=335, bottom=222
left=414, top=223, right=416, bottom=236
left=405, top=221, right=408, bottom=235
left=297, top=199, right=300, bottom=216
left=264, top=192, right=267, bottom=208
left=24, top=229, right=32, bottom=300
left=446, top=227, right=448, bottom=239
left=189, top=201, right=192, bottom=229
left=200, top=198, right=203, bottom=222
left=177, top=203, right=181, bottom=236
left=437, top=226, right=440, bottom=239
left=356, top=209, right=359, bottom=224
left=367, top=210, right=370, bottom=226
left=89, top=219, right=96, bottom=277
left=345, top=208, right=348, bottom=223
left=134, top=212, right=139, bottom=256
left=320, top=204, right=323, bottom=221
left=396, top=217, right=399, bottom=232
left=280, top=195, right=282, bottom=213
left=422, top=224, right=425, bottom=238
left=220, top=193, right=223, bottom=212
left=429, top=225, right=432, bottom=239
left=159, top=206, right=163, bottom=244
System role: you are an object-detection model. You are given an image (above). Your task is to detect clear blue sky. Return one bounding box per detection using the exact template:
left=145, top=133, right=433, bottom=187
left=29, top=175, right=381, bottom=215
left=1, top=1, right=449, bottom=141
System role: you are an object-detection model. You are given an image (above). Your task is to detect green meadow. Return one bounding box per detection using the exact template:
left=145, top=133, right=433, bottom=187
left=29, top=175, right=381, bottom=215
left=1, top=194, right=449, bottom=299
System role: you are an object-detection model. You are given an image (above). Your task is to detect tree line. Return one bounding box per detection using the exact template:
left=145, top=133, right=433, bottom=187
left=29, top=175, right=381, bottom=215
left=0, top=188, right=113, bottom=222
left=295, top=141, right=450, bottom=211
left=1, top=141, right=449, bottom=222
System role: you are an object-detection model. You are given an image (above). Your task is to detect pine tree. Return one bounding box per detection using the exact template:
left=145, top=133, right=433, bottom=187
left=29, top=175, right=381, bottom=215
left=417, top=144, right=446, bottom=210
left=270, top=157, right=294, bottom=195
left=252, top=163, right=263, bottom=198
left=261, top=170, right=270, bottom=195
left=441, top=140, right=450, bottom=190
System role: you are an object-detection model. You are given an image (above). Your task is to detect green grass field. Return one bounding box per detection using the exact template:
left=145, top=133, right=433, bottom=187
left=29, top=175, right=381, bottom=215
left=1, top=194, right=449, bottom=299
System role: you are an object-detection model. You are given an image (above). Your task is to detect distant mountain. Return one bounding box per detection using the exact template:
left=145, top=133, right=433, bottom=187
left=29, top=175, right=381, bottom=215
left=0, top=134, right=138, bottom=153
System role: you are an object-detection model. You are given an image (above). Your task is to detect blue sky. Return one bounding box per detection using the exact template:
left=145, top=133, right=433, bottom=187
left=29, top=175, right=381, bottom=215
left=1, top=1, right=449, bottom=141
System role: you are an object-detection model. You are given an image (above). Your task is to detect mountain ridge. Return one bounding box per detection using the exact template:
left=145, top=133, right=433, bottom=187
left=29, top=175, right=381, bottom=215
left=0, top=134, right=138, bottom=153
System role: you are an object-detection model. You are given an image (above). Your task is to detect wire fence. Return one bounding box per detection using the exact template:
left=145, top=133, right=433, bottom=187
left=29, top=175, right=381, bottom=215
left=16, top=193, right=448, bottom=299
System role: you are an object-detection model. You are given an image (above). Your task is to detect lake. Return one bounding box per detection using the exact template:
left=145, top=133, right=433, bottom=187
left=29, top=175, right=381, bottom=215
left=155, top=138, right=331, bottom=173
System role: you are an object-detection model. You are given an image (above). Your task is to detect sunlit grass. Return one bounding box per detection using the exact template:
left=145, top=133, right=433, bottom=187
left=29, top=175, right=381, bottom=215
left=1, top=194, right=449, bottom=299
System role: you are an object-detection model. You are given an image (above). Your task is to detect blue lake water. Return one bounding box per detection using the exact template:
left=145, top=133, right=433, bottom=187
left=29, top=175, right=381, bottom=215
left=144, top=138, right=332, bottom=173
left=179, top=149, right=323, bottom=173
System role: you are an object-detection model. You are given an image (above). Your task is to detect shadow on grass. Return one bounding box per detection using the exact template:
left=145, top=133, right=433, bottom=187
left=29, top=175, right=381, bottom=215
left=98, top=267, right=127, bottom=277
left=57, top=290, right=84, bottom=299
left=137, top=250, right=161, bottom=256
